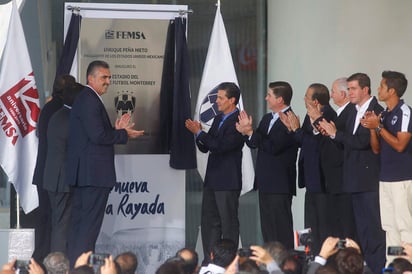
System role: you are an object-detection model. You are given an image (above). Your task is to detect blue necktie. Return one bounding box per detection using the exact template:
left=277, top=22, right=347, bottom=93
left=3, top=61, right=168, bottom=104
left=267, top=113, right=276, bottom=133
left=218, top=116, right=224, bottom=129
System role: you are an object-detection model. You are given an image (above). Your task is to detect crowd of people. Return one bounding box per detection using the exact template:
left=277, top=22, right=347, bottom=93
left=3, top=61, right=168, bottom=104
left=4, top=238, right=412, bottom=274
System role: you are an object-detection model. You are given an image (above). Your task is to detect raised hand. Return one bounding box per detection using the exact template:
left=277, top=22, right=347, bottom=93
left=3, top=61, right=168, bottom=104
left=115, top=113, right=132, bottom=129
left=318, top=119, right=337, bottom=137
left=250, top=245, right=274, bottom=266
left=28, top=258, right=45, bottom=274
left=319, top=237, right=340, bottom=259
left=236, top=110, right=253, bottom=136
left=185, top=119, right=202, bottom=134
left=279, top=111, right=291, bottom=131
left=75, top=251, right=92, bottom=268
left=360, top=111, right=380, bottom=129
left=100, top=256, right=116, bottom=274
left=345, top=238, right=361, bottom=254
left=306, top=103, right=322, bottom=121
left=287, top=111, right=300, bottom=132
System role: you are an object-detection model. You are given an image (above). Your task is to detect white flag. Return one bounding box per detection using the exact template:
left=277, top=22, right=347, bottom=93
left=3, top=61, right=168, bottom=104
left=0, top=0, right=40, bottom=213
left=194, top=5, right=254, bottom=195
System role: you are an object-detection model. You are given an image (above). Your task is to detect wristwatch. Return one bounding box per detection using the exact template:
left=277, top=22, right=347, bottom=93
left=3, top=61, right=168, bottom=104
left=375, top=124, right=383, bottom=133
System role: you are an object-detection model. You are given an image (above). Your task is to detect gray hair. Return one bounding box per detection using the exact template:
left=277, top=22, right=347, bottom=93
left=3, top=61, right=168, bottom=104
left=43, top=252, right=70, bottom=274
left=334, top=77, right=348, bottom=95
left=262, top=241, right=288, bottom=265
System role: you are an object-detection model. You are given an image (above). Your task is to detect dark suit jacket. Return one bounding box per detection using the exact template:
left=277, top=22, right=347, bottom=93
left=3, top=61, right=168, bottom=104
left=295, top=104, right=337, bottom=193
left=246, top=109, right=298, bottom=194
left=319, top=103, right=356, bottom=193
left=43, top=107, right=71, bottom=193
left=32, top=97, right=63, bottom=186
left=65, top=86, right=128, bottom=188
left=335, top=97, right=384, bottom=193
left=196, top=109, right=244, bottom=191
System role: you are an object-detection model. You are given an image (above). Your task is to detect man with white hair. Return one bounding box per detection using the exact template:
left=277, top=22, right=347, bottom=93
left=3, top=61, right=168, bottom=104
left=319, top=77, right=357, bottom=240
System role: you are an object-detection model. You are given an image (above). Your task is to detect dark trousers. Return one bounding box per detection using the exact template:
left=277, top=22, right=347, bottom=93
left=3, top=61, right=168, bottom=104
left=48, top=191, right=72, bottom=254
left=326, top=192, right=358, bottom=241
left=304, top=191, right=330, bottom=255
left=352, top=192, right=386, bottom=274
left=67, top=186, right=111, bottom=266
left=31, top=188, right=51, bottom=263
left=259, top=192, right=294, bottom=250
left=200, top=188, right=240, bottom=265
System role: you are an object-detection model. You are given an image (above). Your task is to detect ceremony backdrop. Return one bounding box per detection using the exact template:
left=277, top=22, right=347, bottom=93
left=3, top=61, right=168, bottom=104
left=64, top=3, right=189, bottom=273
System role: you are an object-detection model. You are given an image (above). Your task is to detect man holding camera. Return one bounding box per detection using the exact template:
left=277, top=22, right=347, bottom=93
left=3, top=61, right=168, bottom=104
left=306, top=237, right=372, bottom=274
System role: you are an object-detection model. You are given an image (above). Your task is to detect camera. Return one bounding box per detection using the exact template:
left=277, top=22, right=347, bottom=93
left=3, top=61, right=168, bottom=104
left=387, top=246, right=406, bottom=256
left=294, top=228, right=313, bottom=248
left=238, top=248, right=253, bottom=257
left=336, top=239, right=346, bottom=249
left=14, top=260, right=30, bottom=269
left=14, top=260, right=30, bottom=274
left=88, top=253, right=110, bottom=265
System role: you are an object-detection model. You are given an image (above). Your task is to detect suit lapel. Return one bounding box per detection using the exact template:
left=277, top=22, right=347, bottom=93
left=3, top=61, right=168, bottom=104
left=217, top=109, right=239, bottom=133
left=209, top=114, right=222, bottom=136
left=266, top=108, right=291, bottom=134
left=87, top=87, right=112, bottom=126
left=263, top=114, right=272, bottom=133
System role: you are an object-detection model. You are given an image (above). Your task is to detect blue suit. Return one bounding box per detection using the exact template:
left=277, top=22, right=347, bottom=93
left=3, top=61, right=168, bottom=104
left=65, top=86, right=128, bottom=264
left=196, top=110, right=244, bottom=191
left=196, top=109, right=244, bottom=265
left=246, top=108, right=298, bottom=248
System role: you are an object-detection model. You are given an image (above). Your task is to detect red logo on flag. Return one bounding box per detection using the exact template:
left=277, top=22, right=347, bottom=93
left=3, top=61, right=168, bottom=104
left=0, top=72, right=40, bottom=145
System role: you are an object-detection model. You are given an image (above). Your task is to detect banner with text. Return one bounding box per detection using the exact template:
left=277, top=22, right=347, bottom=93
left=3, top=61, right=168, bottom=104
left=96, top=155, right=184, bottom=274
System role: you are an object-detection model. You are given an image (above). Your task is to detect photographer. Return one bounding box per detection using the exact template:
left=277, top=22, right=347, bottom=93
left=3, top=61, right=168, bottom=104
left=249, top=245, right=282, bottom=274
left=222, top=245, right=284, bottom=274
left=2, top=258, right=44, bottom=274
left=198, top=239, right=237, bottom=274
left=402, top=242, right=412, bottom=262
left=306, top=237, right=372, bottom=274
left=73, top=251, right=117, bottom=274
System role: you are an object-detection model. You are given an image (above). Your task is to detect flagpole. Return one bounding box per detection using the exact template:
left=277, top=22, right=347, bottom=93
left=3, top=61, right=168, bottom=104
left=16, top=193, right=20, bottom=228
